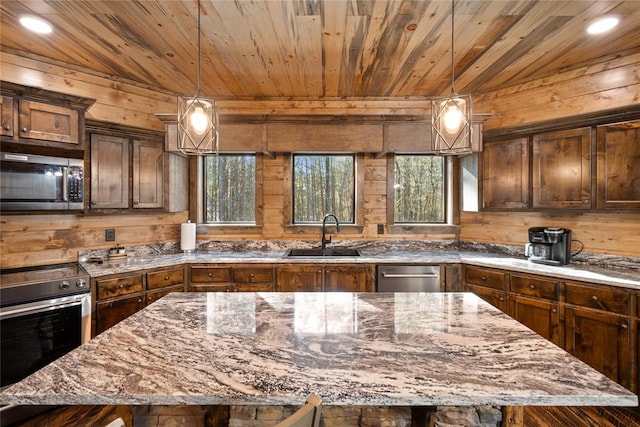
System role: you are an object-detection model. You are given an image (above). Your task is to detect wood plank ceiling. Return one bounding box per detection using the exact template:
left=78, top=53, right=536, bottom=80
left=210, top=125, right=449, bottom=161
left=1, top=0, right=639, bottom=100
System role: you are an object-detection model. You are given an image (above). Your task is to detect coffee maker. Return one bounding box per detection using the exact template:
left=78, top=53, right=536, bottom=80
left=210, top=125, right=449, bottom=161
left=525, top=227, right=572, bottom=265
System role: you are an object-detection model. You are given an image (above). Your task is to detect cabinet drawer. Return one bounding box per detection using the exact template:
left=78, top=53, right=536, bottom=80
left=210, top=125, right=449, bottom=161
left=565, top=282, right=630, bottom=315
left=510, top=274, right=558, bottom=300
left=191, top=267, right=232, bottom=283
left=189, top=283, right=231, bottom=292
left=464, top=267, right=506, bottom=290
left=233, top=267, right=274, bottom=283
left=96, top=275, right=143, bottom=300
left=147, top=267, right=184, bottom=290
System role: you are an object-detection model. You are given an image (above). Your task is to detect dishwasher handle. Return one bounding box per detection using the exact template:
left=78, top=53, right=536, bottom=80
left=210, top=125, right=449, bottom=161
left=380, top=272, right=439, bottom=279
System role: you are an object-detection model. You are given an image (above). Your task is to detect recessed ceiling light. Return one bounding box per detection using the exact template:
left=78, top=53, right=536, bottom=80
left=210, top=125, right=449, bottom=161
left=587, top=16, right=620, bottom=35
left=19, top=15, right=53, bottom=34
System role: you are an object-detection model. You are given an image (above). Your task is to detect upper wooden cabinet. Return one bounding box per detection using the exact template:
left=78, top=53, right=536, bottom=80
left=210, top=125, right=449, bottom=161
left=532, top=128, right=591, bottom=209
left=481, top=137, right=529, bottom=209
left=0, top=81, right=94, bottom=147
left=596, top=121, right=640, bottom=209
left=1, top=96, right=13, bottom=137
left=88, top=121, right=164, bottom=210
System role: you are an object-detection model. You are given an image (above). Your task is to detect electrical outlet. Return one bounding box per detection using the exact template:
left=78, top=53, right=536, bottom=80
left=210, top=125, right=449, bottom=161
left=377, top=224, right=384, bottom=234
left=105, top=228, right=116, bottom=241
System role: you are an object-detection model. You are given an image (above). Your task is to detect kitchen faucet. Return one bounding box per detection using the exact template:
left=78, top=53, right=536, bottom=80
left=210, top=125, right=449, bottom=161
left=321, top=213, right=340, bottom=254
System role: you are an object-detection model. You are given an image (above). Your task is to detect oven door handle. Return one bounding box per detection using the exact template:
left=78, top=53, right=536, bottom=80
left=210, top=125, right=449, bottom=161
left=0, top=295, right=86, bottom=320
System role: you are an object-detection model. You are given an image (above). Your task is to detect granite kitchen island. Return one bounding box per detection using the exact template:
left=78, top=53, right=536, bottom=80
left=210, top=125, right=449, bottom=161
left=1, top=292, right=636, bottom=425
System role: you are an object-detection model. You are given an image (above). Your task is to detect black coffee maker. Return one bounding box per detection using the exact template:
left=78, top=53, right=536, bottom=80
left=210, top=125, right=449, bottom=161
left=526, top=227, right=572, bottom=265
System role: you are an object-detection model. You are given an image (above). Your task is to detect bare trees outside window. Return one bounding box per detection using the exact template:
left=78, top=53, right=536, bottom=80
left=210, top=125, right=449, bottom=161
left=204, top=155, right=256, bottom=223
left=293, top=154, right=355, bottom=223
left=394, top=155, right=445, bottom=223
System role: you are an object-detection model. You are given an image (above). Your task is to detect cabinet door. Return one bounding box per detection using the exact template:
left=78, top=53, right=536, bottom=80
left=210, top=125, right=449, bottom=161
left=1, top=96, right=13, bottom=137
left=532, top=128, right=591, bottom=208
left=596, top=121, right=640, bottom=208
left=91, top=134, right=130, bottom=208
left=324, top=265, right=374, bottom=292
left=132, top=139, right=164, bottom=208
left=18, top=100, right=79, bottom=143
left=275, top=265, right=322, bottom=292
left=482, top=137, right=529, bottom=209
left=565, top=306, right=632, bottom=389
left=95, top=295, right=144, bottom=335
left=509, top=295, right=561, bottom=346
left=464, top=283, right=508, bottom=312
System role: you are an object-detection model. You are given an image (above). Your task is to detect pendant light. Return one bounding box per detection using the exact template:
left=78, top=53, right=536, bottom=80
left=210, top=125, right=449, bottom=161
left=177, top=0, right=219, bottom=155
left=431, top=0, right=472, bottom=155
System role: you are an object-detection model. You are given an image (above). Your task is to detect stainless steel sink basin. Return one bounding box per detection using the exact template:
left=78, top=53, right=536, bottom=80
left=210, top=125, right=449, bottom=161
left=284, top=248, right=361, bottom=257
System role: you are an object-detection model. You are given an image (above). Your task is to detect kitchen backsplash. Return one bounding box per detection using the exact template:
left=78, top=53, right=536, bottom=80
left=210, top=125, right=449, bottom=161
left=79, top=239, right=640, bottom=271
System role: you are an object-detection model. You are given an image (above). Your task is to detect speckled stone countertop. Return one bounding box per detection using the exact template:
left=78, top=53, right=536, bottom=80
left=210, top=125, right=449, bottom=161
left=79, top=240, right=640, bottom=289
left=1, top=292, right=636, bottom=407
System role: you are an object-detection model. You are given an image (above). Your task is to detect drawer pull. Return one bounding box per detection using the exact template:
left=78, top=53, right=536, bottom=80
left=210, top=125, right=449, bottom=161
left=620, top=322, right=628, bottom=329
left=481, top=276, right=487, bottom=281
left=3, top=125, right=10, bottom=131
left=119, top=284, right=124, bottom=289
left=591, top=295, right=598, bottom=301
left=164, top=276, right=170, bottom=280
left=250, top=273, right=255, bottom=277
left=208, top=272, right=213, bottom=277
left=529, top=285, right=536, bottom=289
left=22, top=127, right=28, bottom=132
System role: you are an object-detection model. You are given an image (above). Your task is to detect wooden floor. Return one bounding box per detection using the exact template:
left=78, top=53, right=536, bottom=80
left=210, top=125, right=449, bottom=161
left=523, top=406, right=640, bottom=427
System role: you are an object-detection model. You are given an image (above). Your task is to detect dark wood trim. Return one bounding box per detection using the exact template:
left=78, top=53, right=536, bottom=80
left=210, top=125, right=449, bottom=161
left=0, top=80, right=96, bottom=110
left=85, top=119, right=165, bottom=140
left=483, top=105, right=640, bottom=141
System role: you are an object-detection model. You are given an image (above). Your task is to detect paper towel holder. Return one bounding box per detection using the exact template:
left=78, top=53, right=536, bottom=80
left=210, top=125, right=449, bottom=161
left=181, top=219, right=197, bottom=253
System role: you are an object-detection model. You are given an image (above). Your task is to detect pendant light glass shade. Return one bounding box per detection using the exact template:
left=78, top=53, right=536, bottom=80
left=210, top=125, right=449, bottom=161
left=177, top=0, right=219, bottom=155
left=431, top=91, right=472, bottom=154
left=431, top=0, right=472, bottom=155
left=177, top=95, right=219, bottom=154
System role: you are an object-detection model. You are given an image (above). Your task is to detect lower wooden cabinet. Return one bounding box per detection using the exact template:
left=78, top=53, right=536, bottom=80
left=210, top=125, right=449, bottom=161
left=509, top=295, right=561, bottom=346
left=92, top=266, right=185, bottom=336
left=565, top=306, right=632, bottom=390
left=463, top=266, right=507, bottom=311
left=275, top=264, right=374, bottom=292
left=188, top=264, right=274, bottom=292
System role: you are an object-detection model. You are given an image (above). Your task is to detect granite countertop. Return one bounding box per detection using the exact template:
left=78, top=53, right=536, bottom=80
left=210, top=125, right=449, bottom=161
left=80, top=244, right=640, bottom=290
left=1, top=292, right=636, bottom=407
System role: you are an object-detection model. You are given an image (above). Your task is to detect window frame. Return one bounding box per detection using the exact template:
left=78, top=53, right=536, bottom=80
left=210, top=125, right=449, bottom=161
left=192, top=154, right=264, bottom=233
left=386, top=153, right=460, bottom=234
left=283, top=153, right=365, bottom=235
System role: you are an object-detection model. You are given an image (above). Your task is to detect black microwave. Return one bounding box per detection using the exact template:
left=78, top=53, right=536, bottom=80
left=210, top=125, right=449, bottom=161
left=0, top=152, right=84, bottom=211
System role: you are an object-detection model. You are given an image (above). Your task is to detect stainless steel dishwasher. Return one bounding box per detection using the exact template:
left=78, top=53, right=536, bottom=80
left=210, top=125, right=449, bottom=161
left=376, top=265, right=441, bottom=292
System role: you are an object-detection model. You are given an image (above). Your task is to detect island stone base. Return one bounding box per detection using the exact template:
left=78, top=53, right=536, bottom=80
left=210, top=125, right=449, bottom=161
left=14, top=404, right=505, bottom=427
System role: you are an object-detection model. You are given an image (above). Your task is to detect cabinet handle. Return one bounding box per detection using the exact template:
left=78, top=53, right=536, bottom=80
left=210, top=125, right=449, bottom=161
left=138, top=298, right=143, bottom=303
left=591, top=295, right=598, bottom=302
left=499, top=297, right=504, bottom=301
left=620, top=322, right=628, bottom=329
left=250, top=273, right=254, bottom=277
left=3, top=125, right=10, bottom=131
left=164, top=276, right=170, bottom=280
left=481, top=276, right=487, bottom=281
left=133, top=200, right=139, bottom=206
left=208, top=272, right=213, bottom=277
left=91, top=201, right=97, bottom=206
left=22, top=127, right=28, bottom=132
left=529, top=285, right=536, bottom=289
left=118, top=284, right=124, bottom=289
left=552, top=308, right=557, bottom=313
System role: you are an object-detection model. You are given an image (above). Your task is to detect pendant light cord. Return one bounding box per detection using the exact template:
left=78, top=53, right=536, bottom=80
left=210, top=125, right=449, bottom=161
left=450, top=0, right=455, bottom=94
left=196, top=0, right=202, bottom=97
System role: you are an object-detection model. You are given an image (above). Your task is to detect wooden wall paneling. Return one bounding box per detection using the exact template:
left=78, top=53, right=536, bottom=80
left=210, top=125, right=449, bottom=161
left=1, top=52, right=174, bottom=131
left=384, top=123, right=433, bottom=153
left=460, top=211, right=640, bottom=257
left=266, top=123, right=383, bottom=152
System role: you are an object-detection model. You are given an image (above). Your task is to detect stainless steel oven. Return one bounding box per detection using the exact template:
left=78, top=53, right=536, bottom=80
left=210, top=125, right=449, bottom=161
left=0, top=263, right=90, bottom=425
left=0, top=152, right=84, bottom=211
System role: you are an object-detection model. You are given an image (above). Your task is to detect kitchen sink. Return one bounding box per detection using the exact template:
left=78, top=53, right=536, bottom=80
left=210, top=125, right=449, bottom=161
left=284, top=248, right=361, bottom=257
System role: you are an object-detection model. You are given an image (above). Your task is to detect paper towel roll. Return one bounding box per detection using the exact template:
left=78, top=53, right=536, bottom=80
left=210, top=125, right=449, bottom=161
left=181, top=220, right=196, bottom=252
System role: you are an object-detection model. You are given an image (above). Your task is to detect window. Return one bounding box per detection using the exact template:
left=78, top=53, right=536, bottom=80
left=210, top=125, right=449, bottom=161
left=292, top=154, right=355, bottom=224
left=392, top=155, right=445, bottom=223
left=203, top=154, right=256, bottom=223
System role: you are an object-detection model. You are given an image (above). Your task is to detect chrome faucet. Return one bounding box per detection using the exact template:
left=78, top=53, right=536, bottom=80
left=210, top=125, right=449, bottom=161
left=321, top=213, right=340, bottom=254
